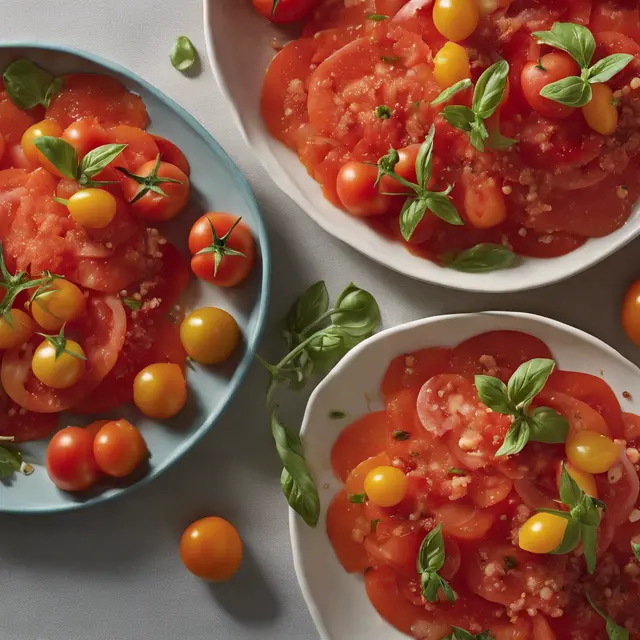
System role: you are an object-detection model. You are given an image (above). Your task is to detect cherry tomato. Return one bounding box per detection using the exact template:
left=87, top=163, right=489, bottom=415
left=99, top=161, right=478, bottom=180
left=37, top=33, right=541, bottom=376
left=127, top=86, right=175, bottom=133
left=121, top=159, right=190, bottom=221
left=521, top=53, right=580, bottom=120
left=0, top=309, right=33, bottom=349
left=180, top=307, right=240, bottom=365
left=66, top=188, right=117, bottom=229
left=566, top=430, right=619, bottom=474
left=46, top=426, right=100, bottom=492
left=432, top=0, right=479, bottom=42
left=433, top=42, right=471, bottom=88
left=336, top=162, right=394, bottom=217
left=93, top=419, right=147, bottom=477
left=463, top=173, right=507, bottom=228
left=21, top=119, right=65, bottom=175
left=582, top=83, right=618, bottom=135
left=180, top=516, right=243, bottom=581
left=31, top=338, right=86, bottom=389
left=84, top=419, right=111, bottom=439
left=188, top=212, right=256, bottom=287
left=252, top=0, right=316, bottom=24
left=378, top=145, right=420, bottom=195
left=622, top=280, right=640, bottom=345
left=30, top=279, right=86, bottom=331
left=61, top=118, right=108, bottom=159
left=558, top=461, right=598, bottom=498
left=0, top=134, right=6, bottom=164
left=133, top=363, right=187, bottom=419
left=345, top=452, right=391, bottom=495
left=518, top=512, right=567, bottom=554
left=364, top=466, right=409, bottom=507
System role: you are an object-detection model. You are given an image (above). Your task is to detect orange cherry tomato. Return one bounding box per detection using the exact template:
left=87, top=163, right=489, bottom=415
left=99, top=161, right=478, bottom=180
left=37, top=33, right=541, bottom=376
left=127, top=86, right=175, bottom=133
left=21, top=119, right=65, bottom=175
left=93, top=419, right=148, bottom=478
left=622, top=279, right=640, bottom=345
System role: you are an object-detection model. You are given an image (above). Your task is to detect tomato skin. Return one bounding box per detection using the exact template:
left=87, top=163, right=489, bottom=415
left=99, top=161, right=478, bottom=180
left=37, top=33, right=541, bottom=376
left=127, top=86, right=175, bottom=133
left=61, top=118, right=108, bottom=159
left=152, top=135, right=190, bottom=176
left=180, top=517, right=243, bottom=581
left=364, top=466, right=409, bottom=507
left=93, top=419, right=147, bottom=477
left=326, top=490, right=370, bottom=573
left=433, top=0, right=479, bottom=42
left=30, top=279, right=87, bottom=331
left=518, top=512, right=567, bottom=554
left=133, top=363, right=187, bottom=419
left=188, top=213, right=256, bottom=287
left=463, top=173, right=507, bottom=229
left=21, top=119, right=65, bottom=175
left=521, top=53, right=580, bottom=119
left=46, top=426, right=100, bottom=492
left=0, top=309, right=33, bottom=349
left=565, top=430, right=619, bottom=474
left=32, top=339, right=86, bottom=389
left=336, top=162, right=394, bottom=217
left=180, top=307, right=240, bottom=365
left=433, top=41, right=471, bottom=88
left=67, top=188, right=117, bottom=229
left=252, top=0, right=316, bottom=24
left=622, top=280, right=640, bottom=346
left=582, top=83, right=618, bottom=135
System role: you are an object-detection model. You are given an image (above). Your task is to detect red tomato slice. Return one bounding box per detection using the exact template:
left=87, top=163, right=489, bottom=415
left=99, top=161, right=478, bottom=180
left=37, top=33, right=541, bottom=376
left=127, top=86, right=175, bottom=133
left=345, top=452, right=390, bottom=495
left=152, top=135, right=190, bottom=176
left=1, top=295, right=126, bottom=413
left=623, top=412, right=640, bottom=442
left=381, top=347, right=451, bottom=397
left=594, top=31, right=640, bottom=89
left=590, top=1, right=640, bottom=42
left=468, top=473, right=513, bottom=508
left=535, top=389, right=611, bottom=437
left=0, top=388, right=58, bottom=441
left=105, top=125, right=159, bottom=172
left=531, top=614, right=557, bottom=640
left=392, top=0, right=447, bottom=50
left=0, top=87, right=40, bottom=144
left=365, top=520, right=424, bottom=576
left=0, top=168, right=28, bottom=239
left=433, top=502, right=496, bottom=541
left=506, top=227, right=586, bottom=259
left=46, top=74, right=148, bottom=130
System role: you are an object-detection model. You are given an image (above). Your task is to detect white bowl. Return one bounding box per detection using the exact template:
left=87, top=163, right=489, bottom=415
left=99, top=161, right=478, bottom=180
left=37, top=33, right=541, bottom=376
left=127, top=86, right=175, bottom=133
left=204, top=0, right=640, bottom=293
left=291, top=312, right=640, bottom=639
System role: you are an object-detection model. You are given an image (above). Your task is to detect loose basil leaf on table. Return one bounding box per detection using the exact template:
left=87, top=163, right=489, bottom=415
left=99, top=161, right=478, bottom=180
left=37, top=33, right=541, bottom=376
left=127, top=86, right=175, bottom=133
left=170, top=36, right=197, bottom=71
left=3, top=59, right=62, bottom=109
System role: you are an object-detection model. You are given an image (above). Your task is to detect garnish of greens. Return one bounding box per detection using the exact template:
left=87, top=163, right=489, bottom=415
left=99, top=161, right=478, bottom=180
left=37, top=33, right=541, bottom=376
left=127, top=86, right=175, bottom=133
left=532, top=22, right=633, bottom=107
left=3, top=59, right=62, bottom=109
left=442, top=243, right=517, bottom=273
left=374, top=124, right=462, bottom=241
left=586, top=592, right=629, bottom=640
left=475, top=357, right=569, bottom=456
left=116, top=154, right=183, bottom=204
left=538, top=463, right=605, bottom=574
left=375, top=105, right=391, bottom=119
left=417, top=523, right=457, bottom=604
left=434, top=60, right=516, bottom=152
left=34, top=137, right=126, bottom=187
left=349, top=492, right=366, bottom=504
left=367, top=13, right=389, bottom=21
left=37, top=324, right=87, bottom=361
left=444, top=628, right=494, bottom=640
left=170, top=36, right=197, bottom=72
left=258, top=282, right=380, bottom=527
left=632, top=541, right=640, bottom=562
left=193, top=216, right=246, bottom=276
left=0, top=439, right=33, bottom=480
left=121, top=297, right=143, bottom=312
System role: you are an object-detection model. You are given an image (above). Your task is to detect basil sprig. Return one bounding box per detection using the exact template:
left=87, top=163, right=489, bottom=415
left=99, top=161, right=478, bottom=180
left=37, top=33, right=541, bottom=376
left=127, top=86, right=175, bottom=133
left=3, top=59, right=62, bottom=109
left=475, top=358, right=569, bottom=456
left=443, top=243, right=517, bottom=273
left=445, top=628, right=494, bottom=640
left=374, top=125, right=462, bottom=240
left=258, top=282, right=381, bottom=527
left=170, top=36, right=197, bottom=72
left=586, top=592, right=629, bottom=639
left=538, top=463, right=605, bottom=574
left=532, top=22, right=633, bottom=107
left=34, top=137, right=126, bottom=187
left=417, top=523, right=457, bottom=604
left=437, top=60, right=513, bottom=152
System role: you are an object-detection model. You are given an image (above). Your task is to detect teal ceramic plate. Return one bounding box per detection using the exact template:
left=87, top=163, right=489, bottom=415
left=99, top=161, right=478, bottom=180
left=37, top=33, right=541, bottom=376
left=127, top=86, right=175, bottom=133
left=0, top=44, right=270, bottom=513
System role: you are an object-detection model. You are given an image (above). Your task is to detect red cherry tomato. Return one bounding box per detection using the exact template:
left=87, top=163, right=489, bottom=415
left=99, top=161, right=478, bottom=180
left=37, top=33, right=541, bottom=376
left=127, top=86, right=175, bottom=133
left=188, top=212, right=256, bottom=287
left=521, top=53, right=580, bottom=119
left=378, top=145, right=421, bottom=195
left=336, top=162, right=394, bottom=217
left=93, top=419, right=148, bottom=478
left=252, top=0, right=316, bottom=24
left=46, top=426, right=100, bottom=492
left=61, top=118, right=108, bottom=159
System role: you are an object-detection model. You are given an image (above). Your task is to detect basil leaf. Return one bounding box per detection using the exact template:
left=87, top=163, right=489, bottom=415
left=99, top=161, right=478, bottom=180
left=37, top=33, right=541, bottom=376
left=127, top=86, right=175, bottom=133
left=507, top=358, right=555, bottom=409
left=540, top=76, right=592, bottom=107
left=468, top=120, right=490, bottom=152
left=495, top=418, right=530, bottom=456
left=486, top=128, right=517, bottom=150
left=587, top=53, right=634, bottom=84
left=392, top=430, right=410, bottom=441
left=122, top=297, right=142, bottom=311
left=448, top=467, right=466, bottom=476
left=417, top=523, right=445, bottom=573
left=632, top=541, right=640, bottom=562
left=558, top=462, right=582, bottom=506
left=474, top=375, right=514, bottom=415
left=349, top=492, right=366, bottom=504
left=441, top=105, right=475, bottom=132
left=283, top=281, right=329, bottom=339
left=550, top=517, right=581, bottom=555
left=527, top=407, right=569, bottom=444
left=305, top=327, right=349, bottom=373
left=415, top=124, right=435, bottom=189
left=421, top=572, right=441, bottom=602
left=170, top=36, right=197, bottom=71
left=449, top=627, right=476, bottom=640
left=438, top=577, right=458, bottom=604
left=586, top=593, right=630, bottom=640
left=332, top=283, right=380, bottom=338
left=33, top=136, right=79, bottom=179
left=532, top=22, right=595, bottom=69
left=80, top=144, right=127, bottom=179
left=0, top=446, right=22, bottom=479
left=426, top=192, right=463, bottom=226
left=430, top=78, right=473, bottom=106
left=444, top=243, right=517, bottom=273
left=329, top=410, right=346, bottom=420
left=367, top=13, right=389, bottom=20
left=3, top=59, right=61, bottom=109
left=399, top=197, right=429, bottom=241
left=472, top=59, right=509, bottom=119
left=375, top=105, right=391, bottom=119
left=271, top=409, right=320, bottom=527
left=579, top=495, right=602, bottom=527
left=581, top=524, right=598, bottom=574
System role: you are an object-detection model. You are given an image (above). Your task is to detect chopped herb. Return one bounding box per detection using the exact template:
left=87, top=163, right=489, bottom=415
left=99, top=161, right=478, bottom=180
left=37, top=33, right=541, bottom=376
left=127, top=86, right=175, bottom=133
left=367, top=13, right=389, bottom=20
left=392, top=429, right=410, bottom=441
left=380, top=55, right=399, bottom=64
left=329, top=410, right=346, bottom=420
left=122, top=296, right=142, bottom=311
left=375, top=105, right=392, bottom=119
left=349, top=492, right=366, bottom=504
left=504, top=555, right=518, bottom=570
left=448, top=467, right=466, bottom=476
left=409, top=451, right=420, bottom=457
left=370, top=518, right=381, bottom=532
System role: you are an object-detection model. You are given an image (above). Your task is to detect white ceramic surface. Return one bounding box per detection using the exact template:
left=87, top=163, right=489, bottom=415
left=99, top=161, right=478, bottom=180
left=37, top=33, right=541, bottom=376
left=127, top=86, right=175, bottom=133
left=291, top=312, right=640, bottom=640
left=204, top=0, right=640, bottom=293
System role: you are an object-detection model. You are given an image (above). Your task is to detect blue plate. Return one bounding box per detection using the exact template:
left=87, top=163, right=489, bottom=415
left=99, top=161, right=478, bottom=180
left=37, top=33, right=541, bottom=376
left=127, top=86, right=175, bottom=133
left=0, top=44, right=270, bottom=513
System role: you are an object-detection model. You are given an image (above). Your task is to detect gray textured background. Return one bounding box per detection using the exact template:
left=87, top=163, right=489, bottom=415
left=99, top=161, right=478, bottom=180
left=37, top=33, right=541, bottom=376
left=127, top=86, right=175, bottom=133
left=1, top=1, right=639, bottom=639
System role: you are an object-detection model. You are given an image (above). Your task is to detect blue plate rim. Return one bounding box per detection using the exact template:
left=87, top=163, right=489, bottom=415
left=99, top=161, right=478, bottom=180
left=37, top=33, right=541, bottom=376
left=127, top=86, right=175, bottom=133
left=0, top=42, right=271, bottom=515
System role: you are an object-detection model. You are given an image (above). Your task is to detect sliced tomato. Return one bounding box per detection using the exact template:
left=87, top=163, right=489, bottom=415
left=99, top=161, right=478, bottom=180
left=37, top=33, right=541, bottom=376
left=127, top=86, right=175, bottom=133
left=590, top=1, right=640, bottom=42
left=0, top=168, right=28, bottom=239
left=593, top=31, right=640, bottom=89
left=535, top=389, right=611, bottom=437
left=365, top=519, right=424, bottom=576
left=0, top=87, right=40, bottom=144
left=531, top=614, right=557, bottom=640
left=152, top=135, right=190, bottom=176
left=0, top=389, right=58, bottom=441
left=623, top=412, right=640, bottom=442
left=433, top=502, right=496, bottom=541
left=468, top=474, right=513, bottom=508
left=345, top=452, right=390, bottom=495
left=381, top=347, right=451, bottom=397
left=385, top=386, right=422, bottom=459
left=105, top=125, right=159, bottom=172
left=392, top=0, right=447, bottom=50
left=506, top=227, right=586, bottom=259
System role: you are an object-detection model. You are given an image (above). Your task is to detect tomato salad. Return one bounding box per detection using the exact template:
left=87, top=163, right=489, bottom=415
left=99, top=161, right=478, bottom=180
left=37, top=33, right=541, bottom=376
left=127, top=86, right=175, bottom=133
left=259, top=0, right=640, bottom=272
left=0, top=59, right=256, bottom=492
left=328, top=330, right=640, bottom=639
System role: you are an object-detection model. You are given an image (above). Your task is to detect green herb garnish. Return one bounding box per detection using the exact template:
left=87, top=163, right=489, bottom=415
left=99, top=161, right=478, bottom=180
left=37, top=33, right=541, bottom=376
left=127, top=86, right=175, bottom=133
left=170, top=36, right=197, bottom=71
left=417, top=523, right=457, bottom=603
left=3, top=59, right=62, bottom=109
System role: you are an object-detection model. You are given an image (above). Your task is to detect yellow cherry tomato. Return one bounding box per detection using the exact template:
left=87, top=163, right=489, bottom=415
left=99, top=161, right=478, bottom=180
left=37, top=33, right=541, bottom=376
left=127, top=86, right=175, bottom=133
left=518, top=512, right=568, bottom=554
left=180, top=517, right=243, bottom=582
left=180, top=307, right=241, bottom=365
left=561, top=461, right=598, bottom=499
left=133, top=363, right=187, bottom=419
left=364, top=465, right=409, bottom=507
left=67, top=188, right=117, bottom=229
left=31, top=279, right=86, bottom=331
left=582, top=84, right=618, bottom=135
left=432, top=0, right=479, bottom=42
left=621, top=279, right=640, bottom=346
left=566, top=430, right=619, bottom=474
left=21, top=119, right=64, bottom=175
left=433, top=42, right=471, bottom=89
left=0, top=309, right=33, bottom=349
left=31, top=338, right=86, bottom=389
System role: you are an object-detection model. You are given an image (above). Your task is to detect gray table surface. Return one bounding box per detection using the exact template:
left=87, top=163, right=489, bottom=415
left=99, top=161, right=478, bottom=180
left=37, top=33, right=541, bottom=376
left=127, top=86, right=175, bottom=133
left=2, top=1, right=639, bottom=639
